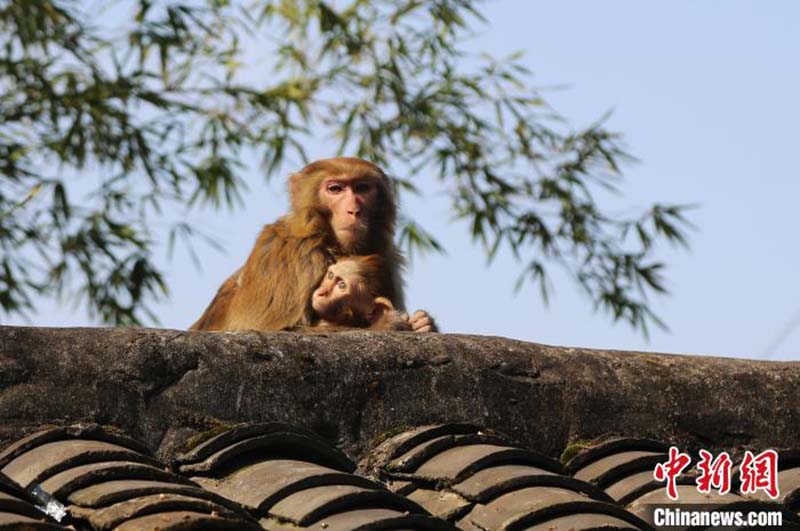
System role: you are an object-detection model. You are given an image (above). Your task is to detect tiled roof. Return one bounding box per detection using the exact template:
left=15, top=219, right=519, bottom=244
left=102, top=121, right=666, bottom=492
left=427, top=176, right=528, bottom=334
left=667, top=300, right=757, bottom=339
left=565, top=438, right=800, bottom=527
left=2, top=327, right=800, bottom=529
left=173, top=423, right=450, bottom=530
left=0, top=425, right=261, bottom=530
left=361, top=424, right=652, bottom=530
left=1, top=423, right=798, bottom=530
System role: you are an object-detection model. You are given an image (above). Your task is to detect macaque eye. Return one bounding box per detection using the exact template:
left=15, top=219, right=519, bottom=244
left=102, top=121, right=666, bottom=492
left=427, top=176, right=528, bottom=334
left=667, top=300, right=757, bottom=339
left=326, top=183, right=344, bottom=194
left=353, top=181, right=373, bottom=194
left=338, top=281, right=346, bottom=290
left=327, top=271, right=334, bottom=280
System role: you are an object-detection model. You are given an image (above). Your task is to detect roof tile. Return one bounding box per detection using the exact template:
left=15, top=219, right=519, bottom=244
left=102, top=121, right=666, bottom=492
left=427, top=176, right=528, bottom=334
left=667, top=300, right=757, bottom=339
left=363, top=425, right=653, bottom=531
left=176, top=423, right=354, bottom=475
left=40, top=461, right=193, bottom=500
left=3, top=421, right=798, bottom=530
left=3, top=440, right=159, bottom=488
left=178, top=424, right=455, bottom=530
left=192, top=459, right=380, bottom=511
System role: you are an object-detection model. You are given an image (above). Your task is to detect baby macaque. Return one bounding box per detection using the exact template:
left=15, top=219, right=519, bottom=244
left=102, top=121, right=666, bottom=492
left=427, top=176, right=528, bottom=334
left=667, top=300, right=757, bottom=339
left=312, top=255, right=412, bottom=331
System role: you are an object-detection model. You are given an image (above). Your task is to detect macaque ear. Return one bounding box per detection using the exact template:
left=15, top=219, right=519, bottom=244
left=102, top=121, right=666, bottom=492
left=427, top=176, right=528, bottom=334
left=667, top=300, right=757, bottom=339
left=367, top=296, right=394, bottom=324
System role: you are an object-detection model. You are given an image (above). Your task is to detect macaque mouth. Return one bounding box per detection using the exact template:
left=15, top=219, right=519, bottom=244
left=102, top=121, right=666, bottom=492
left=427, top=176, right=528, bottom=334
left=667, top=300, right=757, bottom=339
left=338, top=218, right=368, bottom=231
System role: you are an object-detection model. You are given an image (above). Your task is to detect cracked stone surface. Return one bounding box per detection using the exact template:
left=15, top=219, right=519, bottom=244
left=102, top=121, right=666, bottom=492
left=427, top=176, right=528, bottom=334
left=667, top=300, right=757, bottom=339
left=0, top=326, right=798, bottom=464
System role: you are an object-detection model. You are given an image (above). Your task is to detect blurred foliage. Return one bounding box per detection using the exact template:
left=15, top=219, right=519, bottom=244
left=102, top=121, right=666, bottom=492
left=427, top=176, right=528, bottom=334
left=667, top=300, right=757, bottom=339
left=0, top=0, right=691, bottom=333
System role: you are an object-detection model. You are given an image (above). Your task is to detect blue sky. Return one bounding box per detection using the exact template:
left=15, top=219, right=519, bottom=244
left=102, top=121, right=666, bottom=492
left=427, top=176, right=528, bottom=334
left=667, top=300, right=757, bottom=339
left=9, top=0, right=800, bottom=361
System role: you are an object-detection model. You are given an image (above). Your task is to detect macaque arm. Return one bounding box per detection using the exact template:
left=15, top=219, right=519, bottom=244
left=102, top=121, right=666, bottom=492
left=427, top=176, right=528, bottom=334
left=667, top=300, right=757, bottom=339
left=223, top=220, right=331, bottom=331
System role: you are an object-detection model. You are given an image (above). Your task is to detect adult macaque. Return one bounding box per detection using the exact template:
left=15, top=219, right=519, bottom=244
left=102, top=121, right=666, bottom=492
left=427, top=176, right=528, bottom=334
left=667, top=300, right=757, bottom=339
left=190, top=157, right=437, bottom=332
left=310, top=255, right=411, bottom=331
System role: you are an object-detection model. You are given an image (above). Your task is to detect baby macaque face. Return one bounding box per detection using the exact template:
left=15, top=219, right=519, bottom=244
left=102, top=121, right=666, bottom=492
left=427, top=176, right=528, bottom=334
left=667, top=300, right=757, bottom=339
left=312, top=260, right=371, bottom=320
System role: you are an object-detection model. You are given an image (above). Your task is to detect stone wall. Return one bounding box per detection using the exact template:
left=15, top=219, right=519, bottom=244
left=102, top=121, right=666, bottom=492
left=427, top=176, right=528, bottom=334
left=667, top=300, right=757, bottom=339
left=1, top=326, right=797, bottom=461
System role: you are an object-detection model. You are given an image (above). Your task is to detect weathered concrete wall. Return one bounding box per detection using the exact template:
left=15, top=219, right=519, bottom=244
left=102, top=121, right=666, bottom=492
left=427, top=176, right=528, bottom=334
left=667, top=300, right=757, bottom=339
left=0, top=326, right=797, bottom=462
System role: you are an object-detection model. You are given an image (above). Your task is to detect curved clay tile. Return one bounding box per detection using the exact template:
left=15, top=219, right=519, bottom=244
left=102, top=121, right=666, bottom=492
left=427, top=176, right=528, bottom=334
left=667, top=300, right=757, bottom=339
left=176, top=423, right=455, bottom=531
left=360, top=424, right=653, bottom=531
left=1, top=425, right=261, bottom=531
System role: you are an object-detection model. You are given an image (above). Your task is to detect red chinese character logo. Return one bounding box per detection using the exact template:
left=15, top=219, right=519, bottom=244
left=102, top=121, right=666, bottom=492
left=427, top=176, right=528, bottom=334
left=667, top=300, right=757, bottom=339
left=695, top=449, right=732, bottom=495
left=654, top=446, right=692, bottom=500
left=740, top=449, right=780, bottom=499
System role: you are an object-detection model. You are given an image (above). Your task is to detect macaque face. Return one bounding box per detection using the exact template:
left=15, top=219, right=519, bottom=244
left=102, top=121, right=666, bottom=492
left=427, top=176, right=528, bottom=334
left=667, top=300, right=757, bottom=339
left=312, top=260, right=371, bottom=319
left=318, top=176, right=380, bottom=248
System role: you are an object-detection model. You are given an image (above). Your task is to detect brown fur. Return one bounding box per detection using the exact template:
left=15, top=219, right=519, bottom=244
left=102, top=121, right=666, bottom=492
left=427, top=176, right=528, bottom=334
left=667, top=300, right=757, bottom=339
left=190, top=157, right=405, bottom=331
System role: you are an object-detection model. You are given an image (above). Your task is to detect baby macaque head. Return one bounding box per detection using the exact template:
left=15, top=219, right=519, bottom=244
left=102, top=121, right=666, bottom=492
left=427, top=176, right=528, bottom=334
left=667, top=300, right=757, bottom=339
left=312, top=255, right=405, bottom=329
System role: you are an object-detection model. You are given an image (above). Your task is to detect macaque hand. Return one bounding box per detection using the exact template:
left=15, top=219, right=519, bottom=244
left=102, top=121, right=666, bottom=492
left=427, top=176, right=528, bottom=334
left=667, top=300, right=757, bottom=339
left=409, top=310, right=438, bottom=333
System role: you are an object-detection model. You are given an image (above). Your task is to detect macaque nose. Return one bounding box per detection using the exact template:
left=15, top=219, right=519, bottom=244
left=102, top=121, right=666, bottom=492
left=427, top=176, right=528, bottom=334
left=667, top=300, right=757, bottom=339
left=344, top=189, right=362, bottom=216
